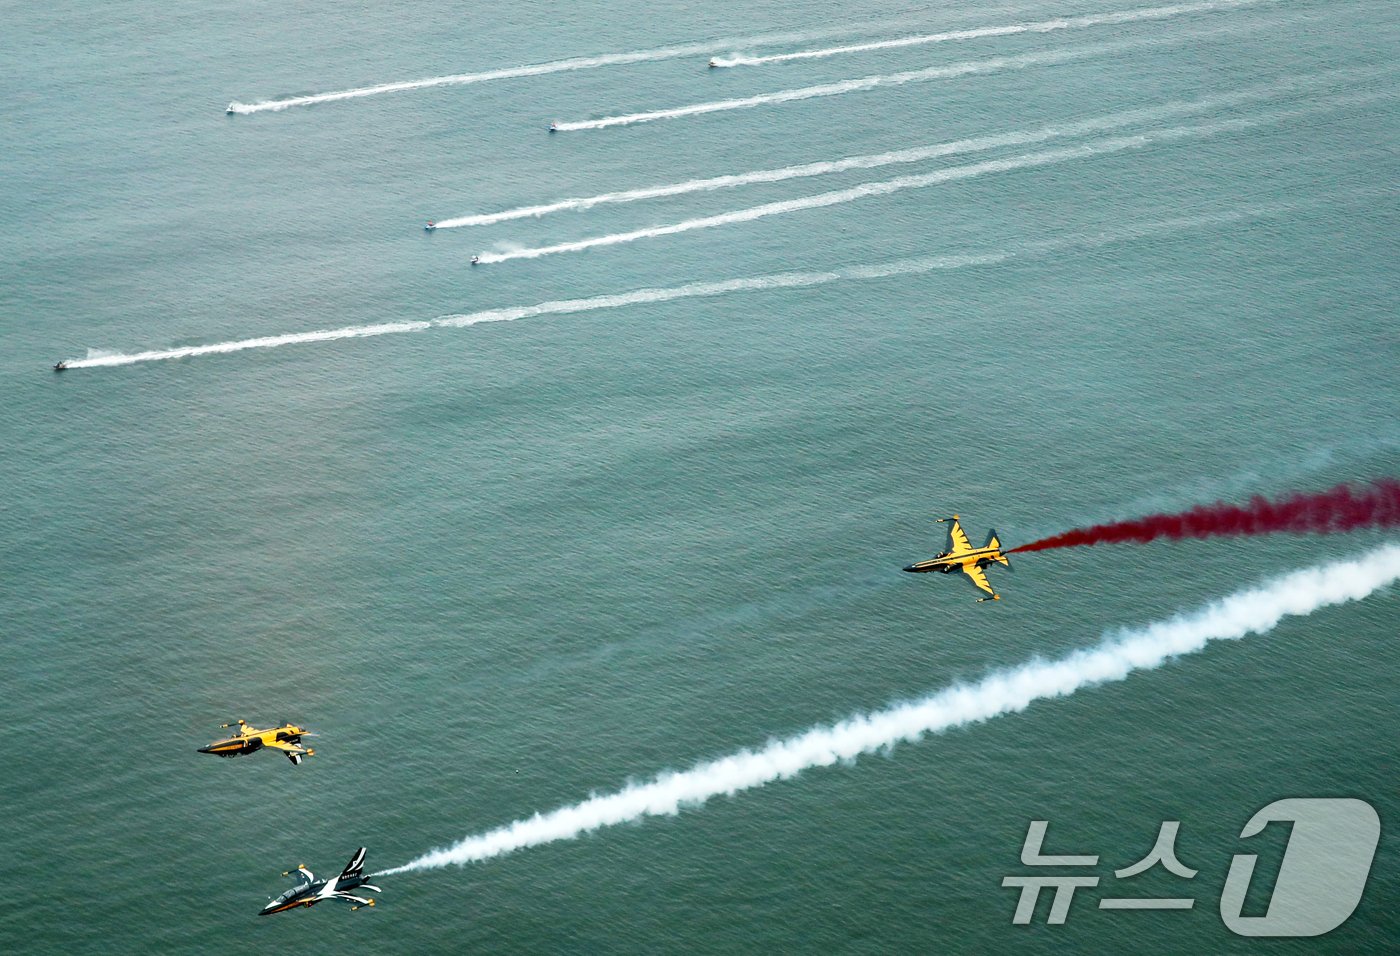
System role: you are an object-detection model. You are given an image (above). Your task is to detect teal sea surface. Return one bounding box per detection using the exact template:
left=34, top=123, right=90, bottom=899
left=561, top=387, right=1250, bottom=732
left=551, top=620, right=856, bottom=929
left=2, top=0, right=1398, bottom=952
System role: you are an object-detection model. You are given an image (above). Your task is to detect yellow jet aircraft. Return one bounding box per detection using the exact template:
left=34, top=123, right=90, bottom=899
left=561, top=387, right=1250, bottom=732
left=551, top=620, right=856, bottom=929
left=198, top=720, right=316, bottom=765
left=902, top=515, right=1010, bottom=602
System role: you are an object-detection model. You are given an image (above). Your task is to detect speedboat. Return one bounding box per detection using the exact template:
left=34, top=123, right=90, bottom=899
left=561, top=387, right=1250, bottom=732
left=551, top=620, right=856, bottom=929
left=708, top=58, right=719, bottom=68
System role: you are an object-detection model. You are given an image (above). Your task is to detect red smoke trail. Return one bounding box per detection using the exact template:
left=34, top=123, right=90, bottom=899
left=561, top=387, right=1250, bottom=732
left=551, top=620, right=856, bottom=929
left=1010, top=480, right=1400, bottom=554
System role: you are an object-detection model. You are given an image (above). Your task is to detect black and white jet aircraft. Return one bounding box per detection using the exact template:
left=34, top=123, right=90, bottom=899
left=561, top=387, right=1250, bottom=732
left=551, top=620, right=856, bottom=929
left=259, top=847, right=382, bottom=915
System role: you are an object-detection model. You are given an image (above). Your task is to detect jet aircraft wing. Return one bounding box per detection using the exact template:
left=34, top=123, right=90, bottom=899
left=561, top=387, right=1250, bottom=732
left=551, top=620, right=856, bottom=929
left=285, top=865, right=314, bottom=886
left=946, top=518, right=974, bottom=555
left=264, top=740, right=309, bottom=756
left=264, top=740, right=313, bottom=764
left=961, top=563, right=997, bottom=599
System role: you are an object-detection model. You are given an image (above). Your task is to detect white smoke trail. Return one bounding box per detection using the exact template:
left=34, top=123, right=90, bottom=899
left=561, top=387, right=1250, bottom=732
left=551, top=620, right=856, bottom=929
left=59, top=192, right=1384, bottom=369
left=710, top=0, right=1264, bottom=68
left=477, top=88, right=1394, bottom=264
left=433, top=65, right=1369, bottom=229
left=378, top=544, right=1400, bottom=874
left=223, top=23, right=883, bottom=114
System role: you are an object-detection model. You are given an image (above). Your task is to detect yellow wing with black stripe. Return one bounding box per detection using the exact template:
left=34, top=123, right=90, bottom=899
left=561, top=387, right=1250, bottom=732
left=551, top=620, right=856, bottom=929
left=961, top=563, right=998, bottom=600
left=945, top=517, right=974, bottom=555
left=264, top=740, right=313, bottom=764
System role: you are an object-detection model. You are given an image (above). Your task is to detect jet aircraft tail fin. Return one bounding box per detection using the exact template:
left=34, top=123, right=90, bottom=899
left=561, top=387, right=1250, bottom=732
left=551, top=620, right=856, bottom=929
left=986, top=532, right=1011, bottom=567
left=339, top=847, right=367, bottom=882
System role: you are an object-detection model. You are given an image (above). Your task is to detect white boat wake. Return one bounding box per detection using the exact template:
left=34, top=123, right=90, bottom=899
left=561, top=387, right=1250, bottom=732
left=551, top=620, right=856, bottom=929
left=550, top=4, right=1284, bottom=133
left=476, top=88, right=1394, bottom=264
left=709, top=0, right=1266, bottom=68
left=57, top=193, right=1381, bottom=369
left=224, top=23, right=870, bottom=115
left=552, top=42, right=1116, bottom=131
left=430, top=65, right=1368, bottom=229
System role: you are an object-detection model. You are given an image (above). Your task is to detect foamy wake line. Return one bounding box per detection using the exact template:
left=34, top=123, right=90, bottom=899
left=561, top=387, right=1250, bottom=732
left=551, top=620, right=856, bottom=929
left=712, top=0, right=1263, bottom=67
left=434, top=65, right=1358, bottom=228
left=64, top=321, right=437, bottom=367
left=58, top=260, right=1001, bottom=367
left=226, top=53, right=698, bottom=115
left=223, top=23, right=874, bottom=114
left=59, top=192, right=1382, bottom=369
left=551, top=3, right=1282, bottom=133
left=472, top=138, right=1137, bottom=261
left=378, top=544, right=1400, bottom=875
left=554, top=43, right=1110, bottom=131
left=478, top=88, right=1393, bottom=264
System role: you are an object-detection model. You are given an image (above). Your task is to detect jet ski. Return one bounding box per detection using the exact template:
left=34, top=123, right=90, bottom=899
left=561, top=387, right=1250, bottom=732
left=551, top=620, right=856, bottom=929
left=425, top=221, right=436, bottom=232
left=226, top=103, right=236, bottom=114
left=471, top=256, right=480, bottom=266
left=548, top=122, right=558, bottom=132
left=708, top=58, right=719, bottom=68
left=53, top=361, right=68, bottom=372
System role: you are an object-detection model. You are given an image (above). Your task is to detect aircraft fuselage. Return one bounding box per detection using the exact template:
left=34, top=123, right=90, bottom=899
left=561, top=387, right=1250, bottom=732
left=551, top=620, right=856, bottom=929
left=259, top=874, right=378, bottom=915
left=902, top=546, right=1004, bottom=573
left=259, top=847, right=378, bottom=916
left=198, top=725, right=307, bottom=758
left=259, top=882, right=328, bottom=915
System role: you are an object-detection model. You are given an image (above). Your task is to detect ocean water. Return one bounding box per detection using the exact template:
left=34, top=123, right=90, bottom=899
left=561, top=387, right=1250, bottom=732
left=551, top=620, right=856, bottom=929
left=2, top=0, right=1398, bottom=952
